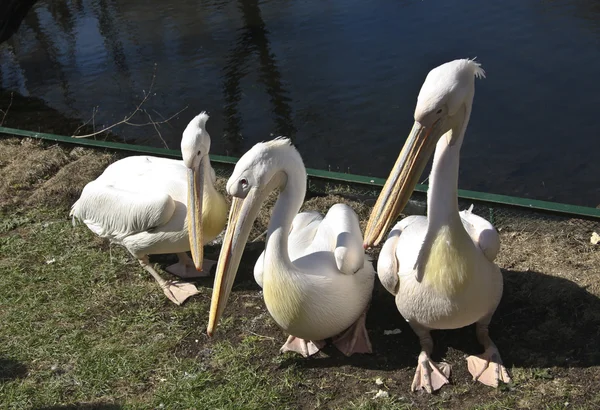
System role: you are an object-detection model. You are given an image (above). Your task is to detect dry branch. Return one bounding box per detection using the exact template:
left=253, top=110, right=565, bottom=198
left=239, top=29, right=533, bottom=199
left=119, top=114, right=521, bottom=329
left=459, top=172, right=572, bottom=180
left=0, top=92, right=13, bottom=126
left=71, top=64, right=188, bottom=148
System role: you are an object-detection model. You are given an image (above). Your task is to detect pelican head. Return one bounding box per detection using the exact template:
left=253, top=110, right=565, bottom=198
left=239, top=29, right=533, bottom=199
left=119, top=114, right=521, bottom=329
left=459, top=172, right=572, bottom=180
left=181, top=112, right=212, bottom=271
left=364, top=59, right=485, bottom=247
left=208, top=138, right=298, bottom=336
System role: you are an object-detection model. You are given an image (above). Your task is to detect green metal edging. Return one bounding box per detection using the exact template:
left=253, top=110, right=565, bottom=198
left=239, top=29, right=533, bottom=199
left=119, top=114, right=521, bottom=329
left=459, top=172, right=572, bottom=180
left=0, top=126, right=237, bottom=164
left=2, top=126, right=599, bottom=220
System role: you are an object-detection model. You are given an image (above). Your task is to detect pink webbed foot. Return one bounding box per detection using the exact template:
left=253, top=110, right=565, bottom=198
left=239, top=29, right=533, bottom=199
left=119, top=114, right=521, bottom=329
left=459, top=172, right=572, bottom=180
left=280, top=335, right=326, bottom=358
left=160, top=281, right=200, bottom=305
left=332, top=309, right=372, bottom=356
left=166, top=253, right=215, bottom=279
left=466, top=346, right=511, bottom=387
left=411, top=351, right=451, bottom=393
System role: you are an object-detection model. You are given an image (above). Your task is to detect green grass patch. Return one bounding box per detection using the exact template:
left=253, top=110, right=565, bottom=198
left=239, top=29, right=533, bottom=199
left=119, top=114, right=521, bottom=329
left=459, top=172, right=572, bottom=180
left=1, top=138, right=599, bottom=409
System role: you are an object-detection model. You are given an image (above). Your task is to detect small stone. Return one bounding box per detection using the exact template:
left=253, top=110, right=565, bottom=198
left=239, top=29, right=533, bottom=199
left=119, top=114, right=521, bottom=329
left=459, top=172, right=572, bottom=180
left=591, top=232, right=600, bottom=245
left=373, top=389, right=389, bottom=399
left=46, top=258, right=56, bottom=264
left=375, top=377, right=384, bottom=385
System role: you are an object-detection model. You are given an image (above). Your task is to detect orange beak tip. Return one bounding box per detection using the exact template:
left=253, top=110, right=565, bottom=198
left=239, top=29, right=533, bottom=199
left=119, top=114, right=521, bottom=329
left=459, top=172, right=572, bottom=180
left=206, top=328, right=214, bottom=337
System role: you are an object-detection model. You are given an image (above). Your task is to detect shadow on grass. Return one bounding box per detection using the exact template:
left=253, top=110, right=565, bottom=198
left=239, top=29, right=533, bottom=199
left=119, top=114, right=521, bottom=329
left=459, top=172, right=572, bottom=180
left=0, top=358, right=27, bottom=382
left=277, top=268, right=600, bottom=372
left=150, top=242, right=265, bottom=292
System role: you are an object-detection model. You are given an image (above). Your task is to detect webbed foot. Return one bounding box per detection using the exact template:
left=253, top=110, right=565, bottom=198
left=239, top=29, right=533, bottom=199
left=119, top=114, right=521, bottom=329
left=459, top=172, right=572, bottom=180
left=161, top=281, right=199, bottom=305
left=280, top=335, right=325, bottom=357
left=166, top=262, right=208, bottom=279
left=411, top=351, right=451, bottom=393
left=466, top=346, right=511, bottom=387
left=166, top=253, right=215, bottom=278
left=332, top=309, right=372, bottom=356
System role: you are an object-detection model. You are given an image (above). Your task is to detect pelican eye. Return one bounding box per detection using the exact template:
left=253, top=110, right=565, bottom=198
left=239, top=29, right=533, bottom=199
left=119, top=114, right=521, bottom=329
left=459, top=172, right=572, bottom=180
left=197, top=150, right=202, bottom=156
left=436, top=109, right=443, bottom=114
left=240, top=178, right=248, bottom=188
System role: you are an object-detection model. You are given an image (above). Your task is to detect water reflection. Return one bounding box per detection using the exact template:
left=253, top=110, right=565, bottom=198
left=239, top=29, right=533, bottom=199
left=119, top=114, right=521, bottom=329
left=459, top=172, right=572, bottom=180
left=29, top=4, right=77, bottom=111
left=1, top=0, right=600, bottom=205
left=93, top=0, right=130, bottom=76
left=0, top=0, right=37, bottom=44
left=222, top=0, right=295, bottom=156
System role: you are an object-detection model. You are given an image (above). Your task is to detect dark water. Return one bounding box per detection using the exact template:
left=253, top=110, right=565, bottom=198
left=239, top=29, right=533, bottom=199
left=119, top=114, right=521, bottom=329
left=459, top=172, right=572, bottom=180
left=1, top=0, right=599, bottom=206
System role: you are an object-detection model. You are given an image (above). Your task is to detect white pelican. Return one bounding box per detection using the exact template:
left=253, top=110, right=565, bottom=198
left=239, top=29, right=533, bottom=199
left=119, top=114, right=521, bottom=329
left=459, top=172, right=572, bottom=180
left=71, top=112, right=228, bottom=305
left=363, top=59, right=511, bottom=392
left=206, top=138, right=375, bottom=357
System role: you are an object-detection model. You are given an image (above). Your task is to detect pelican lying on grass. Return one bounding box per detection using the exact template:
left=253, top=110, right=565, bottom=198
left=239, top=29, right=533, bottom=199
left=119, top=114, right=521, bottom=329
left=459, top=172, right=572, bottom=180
left=363, top=59, right=511, bottom=392
left=71, top=113, right=227, bottom=305
left=207, top=138, right=375, bottom=357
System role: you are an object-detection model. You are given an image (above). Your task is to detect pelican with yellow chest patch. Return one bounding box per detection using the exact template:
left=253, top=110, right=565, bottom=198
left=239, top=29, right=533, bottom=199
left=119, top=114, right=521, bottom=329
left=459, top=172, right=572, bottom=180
left=71, top=112, right=228, bottom=305
left=207, top=138, right=375, bottom=357
left=363, top=59, right=510, bottom=392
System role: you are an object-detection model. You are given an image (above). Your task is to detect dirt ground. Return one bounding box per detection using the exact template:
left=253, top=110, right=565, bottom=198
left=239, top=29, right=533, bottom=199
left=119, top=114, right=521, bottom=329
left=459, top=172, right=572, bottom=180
left=1, top=90, right=599, bottom=409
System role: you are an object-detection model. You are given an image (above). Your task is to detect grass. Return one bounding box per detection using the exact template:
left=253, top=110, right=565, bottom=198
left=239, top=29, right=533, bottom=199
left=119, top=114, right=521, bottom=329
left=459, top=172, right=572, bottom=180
left=0, top=135, right=599, bottom=409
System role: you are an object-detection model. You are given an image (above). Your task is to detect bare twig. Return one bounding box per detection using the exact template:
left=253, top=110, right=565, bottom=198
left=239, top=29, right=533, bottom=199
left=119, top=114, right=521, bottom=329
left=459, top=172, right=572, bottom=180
left=152, top=108, right=179, bottom=129
left=251, top=230, right=268, bottom=243
left=71, top=64, right=187, bottom=144
left=245, top=331, right=275, bottom=341
left=123, top=104, right=189, bottom=149
left=123, top=106, right=188, bottom=128
left=0, top=92, right=13, bottom=126
left=72, top=106, right=98, bottom=137
left=142, top=109, right=168, bottom=149
left=72, top=73, right=155, bottom=139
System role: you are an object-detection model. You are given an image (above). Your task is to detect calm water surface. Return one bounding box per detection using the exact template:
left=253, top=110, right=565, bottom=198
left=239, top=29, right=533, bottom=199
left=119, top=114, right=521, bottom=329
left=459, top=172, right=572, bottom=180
left=1, top=0, right=599, bottom=206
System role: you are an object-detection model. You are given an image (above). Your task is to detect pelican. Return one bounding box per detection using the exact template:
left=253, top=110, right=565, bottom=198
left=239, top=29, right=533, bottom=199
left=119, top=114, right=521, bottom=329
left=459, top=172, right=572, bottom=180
left=363, top=59, right=511, bottom=392
left=71, top=112, right=228, bottom=305
left=207, top=138, right=375, bottom=357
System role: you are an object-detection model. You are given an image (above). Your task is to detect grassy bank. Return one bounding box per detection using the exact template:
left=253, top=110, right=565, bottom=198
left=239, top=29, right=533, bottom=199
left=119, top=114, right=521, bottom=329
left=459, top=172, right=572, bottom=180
left=1, top=98, right=599, bottom=409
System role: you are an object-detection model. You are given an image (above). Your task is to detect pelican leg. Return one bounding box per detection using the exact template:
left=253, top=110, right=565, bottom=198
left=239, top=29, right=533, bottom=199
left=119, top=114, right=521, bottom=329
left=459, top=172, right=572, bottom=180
left=280, top=335, right=325, bottom=358
left=409, top=322, right=450, bottom=393
left=332, top=308, right=372, bottom=356
left=139, top=256, right=199, bottom=305
left=166, top=252, right=214, bottom=279
left=466, top=316, right=511, bottom=387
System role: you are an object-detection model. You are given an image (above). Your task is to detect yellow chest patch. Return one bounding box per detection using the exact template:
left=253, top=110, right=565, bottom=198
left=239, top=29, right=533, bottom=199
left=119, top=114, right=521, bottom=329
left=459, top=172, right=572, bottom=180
left=422, top=225, right=475, bottom=297
left=262, top=260, right=306, bottom=328
left=201, top=189, right=228, bottom=243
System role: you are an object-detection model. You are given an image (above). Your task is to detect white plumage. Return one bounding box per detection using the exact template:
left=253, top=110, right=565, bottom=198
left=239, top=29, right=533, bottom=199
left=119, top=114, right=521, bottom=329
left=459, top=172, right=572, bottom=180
left=364, top=59, right=511, bottom=392
left=71, top=113, right=227, bottom=305
left=208, top=138, right=375, bottom=357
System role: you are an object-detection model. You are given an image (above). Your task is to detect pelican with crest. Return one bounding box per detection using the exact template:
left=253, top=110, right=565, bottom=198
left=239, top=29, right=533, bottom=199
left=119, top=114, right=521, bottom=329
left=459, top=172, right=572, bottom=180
left=363, top=59, right=511, bottom=392
left=207, top=138, right=375, bottom=357
left=71, top=112, right=228, bottom=305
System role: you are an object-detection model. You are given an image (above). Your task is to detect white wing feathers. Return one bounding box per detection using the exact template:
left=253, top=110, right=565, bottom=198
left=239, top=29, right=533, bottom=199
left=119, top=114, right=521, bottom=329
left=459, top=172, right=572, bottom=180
left=377, top=227, right=401, bottom=296
left=70, top=180, right=176, bottom=240
left=253, top=204, right=366, bottom=285
left=317, top=204, right=364, bottom=275
left=377, top=215, right=424, bottom=295
left=254, top=211, right=322, bottom=288
left=459, top=205, right=500, bottom=262
left=288, top=211, right=323, bottom=255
